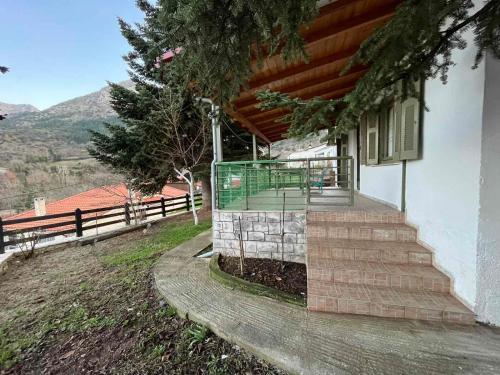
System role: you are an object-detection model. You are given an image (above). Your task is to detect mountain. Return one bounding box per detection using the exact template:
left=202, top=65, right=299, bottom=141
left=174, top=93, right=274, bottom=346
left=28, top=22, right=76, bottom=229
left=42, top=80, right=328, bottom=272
left=0, top=102, right=39, bottom=116
left=1, top=81, right=133, bottom=164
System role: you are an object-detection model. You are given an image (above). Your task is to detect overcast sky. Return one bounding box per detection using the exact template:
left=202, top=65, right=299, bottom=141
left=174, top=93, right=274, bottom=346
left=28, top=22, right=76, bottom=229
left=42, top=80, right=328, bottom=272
left=0, top=0, right=143, bottom=110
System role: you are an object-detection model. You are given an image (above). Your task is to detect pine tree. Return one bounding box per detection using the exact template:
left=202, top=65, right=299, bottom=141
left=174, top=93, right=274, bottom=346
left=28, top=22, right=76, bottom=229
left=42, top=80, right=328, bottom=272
left=0, top=66, right=8, bottom=120
left=89, top=1, right=262, bottom=216
left=154, top=0, right=318, bottom=105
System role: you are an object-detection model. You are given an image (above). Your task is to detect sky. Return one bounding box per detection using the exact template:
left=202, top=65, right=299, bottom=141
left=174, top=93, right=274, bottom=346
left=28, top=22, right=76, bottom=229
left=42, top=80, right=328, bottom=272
left=0, top=0, right=144, bottom=110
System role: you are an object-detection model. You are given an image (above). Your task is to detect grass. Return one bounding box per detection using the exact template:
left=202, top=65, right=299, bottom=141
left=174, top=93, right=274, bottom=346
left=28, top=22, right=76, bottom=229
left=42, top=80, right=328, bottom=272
left=101, top=219, right=211, bottom=267
left=0, top=216, right=285, bottom=374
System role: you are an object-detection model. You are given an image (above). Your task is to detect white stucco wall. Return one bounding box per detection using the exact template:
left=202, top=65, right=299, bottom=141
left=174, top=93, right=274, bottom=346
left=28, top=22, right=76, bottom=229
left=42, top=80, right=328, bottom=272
left=405, top=34, right=485, bottom=308
left=476, top=53, right=500, bottom=325
left=359, top=164, right=402, bottom=209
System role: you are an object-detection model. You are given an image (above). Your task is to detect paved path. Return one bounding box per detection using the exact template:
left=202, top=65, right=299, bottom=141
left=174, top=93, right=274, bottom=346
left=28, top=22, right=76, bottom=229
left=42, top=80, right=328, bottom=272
left=154, top=231, right=500, bottom=375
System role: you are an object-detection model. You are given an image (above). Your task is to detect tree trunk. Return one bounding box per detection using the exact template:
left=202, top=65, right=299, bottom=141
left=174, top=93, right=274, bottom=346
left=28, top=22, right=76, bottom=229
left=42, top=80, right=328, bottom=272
left=188, top=171, right=199, bottom=225
left=200, top=175, right=212, bottom=211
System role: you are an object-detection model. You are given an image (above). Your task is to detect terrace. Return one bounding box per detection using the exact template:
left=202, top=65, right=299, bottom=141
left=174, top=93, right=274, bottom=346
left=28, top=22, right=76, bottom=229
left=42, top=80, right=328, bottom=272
left=216, top=156, right=354, bottom=212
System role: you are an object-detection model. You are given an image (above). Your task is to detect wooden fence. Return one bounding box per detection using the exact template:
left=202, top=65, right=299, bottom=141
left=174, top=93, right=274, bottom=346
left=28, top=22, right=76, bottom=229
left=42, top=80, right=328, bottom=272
left=0, top=193, right=202, bottom=254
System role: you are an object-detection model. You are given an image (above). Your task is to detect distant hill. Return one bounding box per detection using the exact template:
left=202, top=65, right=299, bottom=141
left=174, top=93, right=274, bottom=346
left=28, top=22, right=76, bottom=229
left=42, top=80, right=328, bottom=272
left=1, top=79, right=325, bottom=164
left=0, top=102, right=39, bottom=116
left=0, top=81, right=133, bottom=164
left=269, top=130, right=328, bottom=159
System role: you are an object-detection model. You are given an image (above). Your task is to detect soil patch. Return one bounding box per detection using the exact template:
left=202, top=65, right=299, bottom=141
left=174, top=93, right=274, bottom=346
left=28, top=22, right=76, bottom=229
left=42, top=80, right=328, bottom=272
left=218, top=255, right=307, bottom=301
left=0, top=213, right=285, bottom=374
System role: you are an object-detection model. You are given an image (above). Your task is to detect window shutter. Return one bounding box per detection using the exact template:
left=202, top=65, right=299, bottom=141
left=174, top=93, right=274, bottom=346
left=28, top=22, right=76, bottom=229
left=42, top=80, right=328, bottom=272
left=400, top=97, right=420, bottom=160
left=393, top=100, right=402, bottom=161
left=360, top=114, right=367, bottom=165
left=366, top=112, right=379, bottom=165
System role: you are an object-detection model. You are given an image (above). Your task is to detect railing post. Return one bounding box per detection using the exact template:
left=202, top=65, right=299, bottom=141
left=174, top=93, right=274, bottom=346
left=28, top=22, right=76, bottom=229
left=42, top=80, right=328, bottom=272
left=124, top=203, right=131, bottom=225
left=185, top=193, right=190, bottom=212
left=244, top=163, right=249, bottom=210
left=349, top=157, right=355, bottom=206
left=306, top=159, right=311, bottom=204
left=0, top=218, right=4, bottom=254
left=75, top=208, right=83, bottom=237
left=160, top=197, right=166, bottom=217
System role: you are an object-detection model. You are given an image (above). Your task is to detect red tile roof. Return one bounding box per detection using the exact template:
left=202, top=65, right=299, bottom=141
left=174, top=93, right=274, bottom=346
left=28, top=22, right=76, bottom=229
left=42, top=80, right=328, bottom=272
left=3, top=184, right=187, bottom=232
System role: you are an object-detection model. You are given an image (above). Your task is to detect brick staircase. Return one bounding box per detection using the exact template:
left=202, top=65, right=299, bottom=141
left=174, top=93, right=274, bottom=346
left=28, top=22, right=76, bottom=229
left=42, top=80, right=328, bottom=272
left=306, top=209, right=475, bottom=324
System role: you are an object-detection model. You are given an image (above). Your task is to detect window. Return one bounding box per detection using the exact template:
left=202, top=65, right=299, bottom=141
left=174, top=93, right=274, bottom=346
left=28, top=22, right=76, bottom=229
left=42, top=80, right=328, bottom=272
left=380, top=106, right=395, bottom=161
left=362, top=86, right=421, bottom=165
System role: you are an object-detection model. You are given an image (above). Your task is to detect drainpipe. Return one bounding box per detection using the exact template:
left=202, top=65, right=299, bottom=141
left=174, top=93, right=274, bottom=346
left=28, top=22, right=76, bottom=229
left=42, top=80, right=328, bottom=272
left=210, top=103, right=220, bottom=211
left=199, top=98, right=220, bottom=211
left=401, top=160, right=407, bottom=212
left=252, top=134, right=257, bottom=161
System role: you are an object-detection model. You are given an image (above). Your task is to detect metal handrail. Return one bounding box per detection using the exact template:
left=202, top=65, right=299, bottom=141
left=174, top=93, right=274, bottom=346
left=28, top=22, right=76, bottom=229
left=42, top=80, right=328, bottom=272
left=216, top=156, right=354, bottom=210
left=215, top=156, right=353, bottom=166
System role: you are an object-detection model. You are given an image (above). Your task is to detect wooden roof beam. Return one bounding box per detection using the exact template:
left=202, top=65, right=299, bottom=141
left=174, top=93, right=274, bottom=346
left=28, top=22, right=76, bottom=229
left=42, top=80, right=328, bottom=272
left=236, top=67, right=367, bottom=111
left=247, top=2, right=396, bottom=76
left=249, top=86, right=353, bottom=126
left=301, top=3, right=396, bottom=45
left=224, top=107, right=271, bottom=144
left=242, top=81, right=357, bottom=118
left=246, top=47, right=359, bottom=91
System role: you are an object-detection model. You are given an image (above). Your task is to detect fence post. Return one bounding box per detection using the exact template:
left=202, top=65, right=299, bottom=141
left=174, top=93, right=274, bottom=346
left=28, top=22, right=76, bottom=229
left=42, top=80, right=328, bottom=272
left=75, top=209, right=83, bottom=237
left=185, top=193, right=190, bottom=212
left=161, top=197, right=166, bottom=217
left=124, top=203, right=131, bottom=225
left=0, top=218, right=4, bottom=254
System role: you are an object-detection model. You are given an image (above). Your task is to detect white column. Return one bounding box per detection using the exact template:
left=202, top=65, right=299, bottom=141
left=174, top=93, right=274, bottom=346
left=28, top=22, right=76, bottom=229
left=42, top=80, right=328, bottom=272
left=252, top=134, right=257, bottom=161
left=215, top=117, right=223, bottom=161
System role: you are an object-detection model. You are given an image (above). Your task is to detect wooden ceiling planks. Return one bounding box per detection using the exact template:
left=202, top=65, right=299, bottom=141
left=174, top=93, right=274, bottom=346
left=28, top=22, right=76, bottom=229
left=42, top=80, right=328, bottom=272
left=227, top=0, right=402, bottom=143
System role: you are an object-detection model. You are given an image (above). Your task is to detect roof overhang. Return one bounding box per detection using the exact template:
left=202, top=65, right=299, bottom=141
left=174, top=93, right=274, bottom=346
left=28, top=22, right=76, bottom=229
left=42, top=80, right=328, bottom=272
left=229, top=0, right=402, bottom=143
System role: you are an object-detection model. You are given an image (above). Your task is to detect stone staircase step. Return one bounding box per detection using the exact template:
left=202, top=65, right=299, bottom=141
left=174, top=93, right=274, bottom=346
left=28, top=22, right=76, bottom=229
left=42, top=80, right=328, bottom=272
left=307, top=222, right=417, bottom=242
left=307, top=239, right=432, bottom=265
left=307, top=280, right=474, bottom=324
left=307, top=259, right=449, bottom=293
left=307, top=210, right=404, bottom=224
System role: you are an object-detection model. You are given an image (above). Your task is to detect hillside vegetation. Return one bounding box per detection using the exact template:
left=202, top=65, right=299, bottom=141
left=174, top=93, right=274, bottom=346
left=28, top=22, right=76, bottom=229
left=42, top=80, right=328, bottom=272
left=0, top=82, right=133, bottom=214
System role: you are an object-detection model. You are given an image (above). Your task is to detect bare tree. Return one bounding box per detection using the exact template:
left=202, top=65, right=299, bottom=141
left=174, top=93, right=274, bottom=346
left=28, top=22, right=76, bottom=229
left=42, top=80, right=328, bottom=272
left=15, top=229, right=41, bottom=259
left=98, top=183, right=145, bottom=226
left=146, top=89, right=211, bottom=225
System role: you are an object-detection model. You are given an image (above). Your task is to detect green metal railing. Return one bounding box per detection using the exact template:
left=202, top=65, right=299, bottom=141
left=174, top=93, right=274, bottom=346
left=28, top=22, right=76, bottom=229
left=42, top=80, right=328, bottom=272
left=216, top=157, right=354, bottom=211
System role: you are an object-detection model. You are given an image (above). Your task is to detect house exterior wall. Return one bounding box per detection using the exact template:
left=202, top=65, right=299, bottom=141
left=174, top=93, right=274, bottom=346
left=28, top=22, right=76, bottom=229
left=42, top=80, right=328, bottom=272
left=359, top=163, right=402, bottom=209
left=476, top=52, right=500, bottom=325
left=405, top=38, right=485, bottom=309
left=351, top=31, right=489, bottom=317
left=212, top=210, right=307, bottom=263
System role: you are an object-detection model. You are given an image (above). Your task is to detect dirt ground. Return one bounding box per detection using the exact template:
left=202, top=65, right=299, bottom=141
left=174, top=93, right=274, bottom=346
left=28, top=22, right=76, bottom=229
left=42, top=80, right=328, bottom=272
left=0, top=214, right=285, bottom=374
left=218, top=255, right=307, bottom=301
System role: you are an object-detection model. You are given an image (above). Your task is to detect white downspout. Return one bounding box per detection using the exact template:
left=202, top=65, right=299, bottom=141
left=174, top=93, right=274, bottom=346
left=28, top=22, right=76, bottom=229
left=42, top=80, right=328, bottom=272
left=252, top=134, right=257, bottom=161
left=205, top=101, right=220, bottom=211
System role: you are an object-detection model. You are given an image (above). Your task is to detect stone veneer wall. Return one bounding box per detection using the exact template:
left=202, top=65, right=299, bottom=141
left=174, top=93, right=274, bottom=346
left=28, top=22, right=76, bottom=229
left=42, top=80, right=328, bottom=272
left=212, top=210, right=307, bottom=263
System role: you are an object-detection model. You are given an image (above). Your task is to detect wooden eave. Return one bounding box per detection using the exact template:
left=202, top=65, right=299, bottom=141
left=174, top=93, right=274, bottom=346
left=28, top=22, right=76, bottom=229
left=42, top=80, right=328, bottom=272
left=228, top=0, right=402, bottom=143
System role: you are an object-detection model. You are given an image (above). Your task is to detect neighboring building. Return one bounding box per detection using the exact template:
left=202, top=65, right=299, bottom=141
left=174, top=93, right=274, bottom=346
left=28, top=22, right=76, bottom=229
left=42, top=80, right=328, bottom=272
left=287, top=144, right=336, bottom=160
left=209, top=0, right=500, bottom=325
left=3, top=184, right=188, bottom=249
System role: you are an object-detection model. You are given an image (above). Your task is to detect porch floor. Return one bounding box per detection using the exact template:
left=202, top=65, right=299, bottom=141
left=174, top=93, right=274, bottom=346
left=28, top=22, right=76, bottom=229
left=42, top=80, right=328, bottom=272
left=154, top=231, right=500, bottom=375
